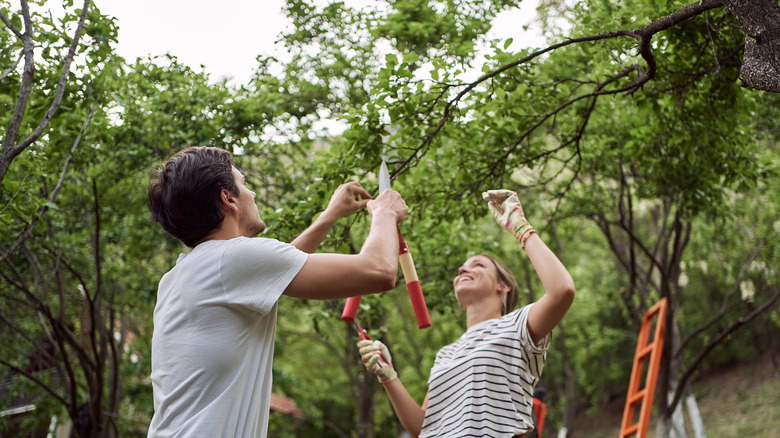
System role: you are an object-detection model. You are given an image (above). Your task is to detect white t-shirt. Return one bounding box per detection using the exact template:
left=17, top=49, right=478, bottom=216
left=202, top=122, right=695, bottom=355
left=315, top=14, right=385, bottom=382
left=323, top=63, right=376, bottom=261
left=148, top=237, right=307, bottom=438
left=420, top=305, right=551, bottom=438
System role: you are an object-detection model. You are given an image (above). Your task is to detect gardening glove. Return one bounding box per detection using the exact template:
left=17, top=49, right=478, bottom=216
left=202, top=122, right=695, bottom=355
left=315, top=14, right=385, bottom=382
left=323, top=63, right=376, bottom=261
left=483, top=189, right=537, bottom=250
left=357, top=339, right=397, bottom=383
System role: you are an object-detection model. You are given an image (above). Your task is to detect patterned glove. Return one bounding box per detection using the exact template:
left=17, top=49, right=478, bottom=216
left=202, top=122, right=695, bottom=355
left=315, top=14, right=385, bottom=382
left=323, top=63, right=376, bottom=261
left=482, top=189, right=537, bottom=250
left=357, top=340, right=397, bottom=383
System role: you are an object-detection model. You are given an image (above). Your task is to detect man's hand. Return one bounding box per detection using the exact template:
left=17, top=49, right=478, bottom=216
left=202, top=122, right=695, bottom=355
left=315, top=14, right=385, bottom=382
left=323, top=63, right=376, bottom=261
left=483, top=189, right=536, bottom=249
left=366, top=189, right=408, bottom=224
left=358, top=339, right=398, bottom=383
left=322, top=182, right=372, bottom=220
left=290, top=182, right=372, bottom=253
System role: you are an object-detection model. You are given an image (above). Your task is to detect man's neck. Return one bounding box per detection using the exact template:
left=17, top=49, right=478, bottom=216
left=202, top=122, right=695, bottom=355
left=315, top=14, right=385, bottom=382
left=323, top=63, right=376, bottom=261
left=194, top=220, right=242, bottom=247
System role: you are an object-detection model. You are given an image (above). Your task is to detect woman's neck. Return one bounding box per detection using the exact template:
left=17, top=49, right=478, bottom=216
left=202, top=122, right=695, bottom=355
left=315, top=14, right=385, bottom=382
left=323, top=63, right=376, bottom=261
left=465, top=304, right=502, bottom=329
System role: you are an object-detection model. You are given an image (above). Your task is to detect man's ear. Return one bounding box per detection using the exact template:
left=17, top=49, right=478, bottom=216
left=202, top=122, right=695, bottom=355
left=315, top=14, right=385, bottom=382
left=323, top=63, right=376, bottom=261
left=220, top=189, right=239, bottom=213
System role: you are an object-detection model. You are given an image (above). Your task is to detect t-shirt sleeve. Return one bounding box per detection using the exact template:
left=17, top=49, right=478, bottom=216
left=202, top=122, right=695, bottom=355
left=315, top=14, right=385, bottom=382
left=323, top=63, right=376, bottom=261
left=219, top=237, right=307, bottom=315
left=513, top=304, right=552, bottom=353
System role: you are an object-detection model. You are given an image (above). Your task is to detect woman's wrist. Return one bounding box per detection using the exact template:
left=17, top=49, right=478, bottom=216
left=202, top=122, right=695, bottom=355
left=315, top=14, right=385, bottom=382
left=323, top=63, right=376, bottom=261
left=519, top=228, right=537, bottom=250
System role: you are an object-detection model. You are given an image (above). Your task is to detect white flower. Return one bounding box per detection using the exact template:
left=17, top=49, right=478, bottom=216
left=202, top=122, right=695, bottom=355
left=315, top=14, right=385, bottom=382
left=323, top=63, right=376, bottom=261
left=740, top=280, right=756, bottom=303
left=678, top=272, right=689, bottom=288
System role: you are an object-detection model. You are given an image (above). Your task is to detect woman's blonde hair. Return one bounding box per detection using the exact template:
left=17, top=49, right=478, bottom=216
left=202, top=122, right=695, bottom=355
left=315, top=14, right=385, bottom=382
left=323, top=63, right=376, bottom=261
left=479, top=253, right=520, bottom=315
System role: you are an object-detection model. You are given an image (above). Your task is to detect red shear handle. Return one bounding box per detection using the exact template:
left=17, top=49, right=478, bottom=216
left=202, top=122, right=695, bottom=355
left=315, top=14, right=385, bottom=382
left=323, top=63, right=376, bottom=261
left=398, top=244, right=431, bottom=329
left=342, top=296, right=361, bottom=323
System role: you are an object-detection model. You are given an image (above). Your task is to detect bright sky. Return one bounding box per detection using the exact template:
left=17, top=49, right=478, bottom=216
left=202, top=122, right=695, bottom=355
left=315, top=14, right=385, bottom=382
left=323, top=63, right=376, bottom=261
left=98, top=0, right=292, bottom=85
left=97, top=0, right=545, bottom=86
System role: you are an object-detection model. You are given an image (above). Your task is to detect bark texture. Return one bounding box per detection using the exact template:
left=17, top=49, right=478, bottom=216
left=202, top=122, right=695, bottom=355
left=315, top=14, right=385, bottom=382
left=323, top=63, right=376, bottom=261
left=727, top=0, right=780, bottom=91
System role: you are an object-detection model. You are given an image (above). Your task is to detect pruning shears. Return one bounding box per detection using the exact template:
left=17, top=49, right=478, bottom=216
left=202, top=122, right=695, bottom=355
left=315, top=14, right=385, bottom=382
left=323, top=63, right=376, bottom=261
left=341, top=161, right=431, bottom=329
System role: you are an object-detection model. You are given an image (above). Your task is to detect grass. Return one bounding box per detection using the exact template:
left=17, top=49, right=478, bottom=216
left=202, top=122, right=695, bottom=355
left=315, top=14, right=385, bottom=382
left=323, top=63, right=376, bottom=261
left=566, top=348, right=780, bottom=437
left=686, top=358, right=780, bottom=438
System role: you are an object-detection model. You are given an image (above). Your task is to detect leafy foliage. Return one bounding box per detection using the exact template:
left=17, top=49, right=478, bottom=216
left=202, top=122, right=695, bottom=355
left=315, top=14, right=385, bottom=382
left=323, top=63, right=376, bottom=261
left=1, top=0, right=779, bottom=437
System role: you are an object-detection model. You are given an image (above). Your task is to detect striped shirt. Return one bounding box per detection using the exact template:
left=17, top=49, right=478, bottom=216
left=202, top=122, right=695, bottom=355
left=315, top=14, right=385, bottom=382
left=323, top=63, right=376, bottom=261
left=420, top=305, right=551, bottom=438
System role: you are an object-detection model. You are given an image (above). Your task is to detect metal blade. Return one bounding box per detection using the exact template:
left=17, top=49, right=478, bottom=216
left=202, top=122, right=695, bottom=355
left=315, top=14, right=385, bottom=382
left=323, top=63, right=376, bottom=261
left=378, top=160, right=391, bottom=193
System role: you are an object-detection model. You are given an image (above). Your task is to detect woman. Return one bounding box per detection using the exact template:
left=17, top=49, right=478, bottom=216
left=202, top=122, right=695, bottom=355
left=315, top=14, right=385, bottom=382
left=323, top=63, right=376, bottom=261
left=358, top=190, right=575, bottom=437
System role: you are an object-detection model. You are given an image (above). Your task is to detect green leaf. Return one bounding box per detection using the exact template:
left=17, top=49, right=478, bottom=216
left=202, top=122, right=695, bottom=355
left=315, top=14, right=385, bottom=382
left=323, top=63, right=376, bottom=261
left=403, top=52, right=420, bottom=64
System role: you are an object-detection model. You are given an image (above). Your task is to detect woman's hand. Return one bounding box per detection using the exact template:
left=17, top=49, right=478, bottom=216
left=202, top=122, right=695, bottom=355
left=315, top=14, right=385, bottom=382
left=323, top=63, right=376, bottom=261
left=482, top=189, right=536, bottom=249
left=358, top=340, right=398, bottom=383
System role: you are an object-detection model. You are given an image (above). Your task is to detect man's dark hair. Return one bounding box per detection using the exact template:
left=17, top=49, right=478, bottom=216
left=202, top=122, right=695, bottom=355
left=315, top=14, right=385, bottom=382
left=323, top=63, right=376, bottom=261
left=147, top=146, right=238, bottom=247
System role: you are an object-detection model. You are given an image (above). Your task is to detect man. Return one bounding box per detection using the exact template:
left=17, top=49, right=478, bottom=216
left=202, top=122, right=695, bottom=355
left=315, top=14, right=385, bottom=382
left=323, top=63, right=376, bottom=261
left=145, top=146, right=408, bottom=437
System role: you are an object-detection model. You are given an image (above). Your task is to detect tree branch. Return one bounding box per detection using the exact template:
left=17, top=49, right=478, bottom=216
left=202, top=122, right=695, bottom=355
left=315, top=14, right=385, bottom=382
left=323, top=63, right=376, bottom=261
left=0, top=92, right=100, bottom=265
left=0, top=49, right=23, bottom=82
left=0, top=0, right=92, bottom=183
left=0, top=358, right=68, bottom=406
left=638, top=0, right=727, bottom=35
left=1, top=0, right=35, bottom=178
left=669, top=285, right=780, bottom=411
left=392, top=0, right=730, bottom=177
left=675, top=228, right=779, bottom=356
left=0, top=8, right=23, bottom=39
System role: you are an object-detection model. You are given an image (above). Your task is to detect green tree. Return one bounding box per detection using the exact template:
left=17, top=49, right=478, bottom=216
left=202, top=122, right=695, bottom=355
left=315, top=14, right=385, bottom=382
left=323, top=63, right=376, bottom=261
left=263, top=0, right=780, bottom=436
left=0, top=3, right=273, bottom=435
left=1, top=1, right=129, bottom=436
left=2, top=0, right=778, bottom=437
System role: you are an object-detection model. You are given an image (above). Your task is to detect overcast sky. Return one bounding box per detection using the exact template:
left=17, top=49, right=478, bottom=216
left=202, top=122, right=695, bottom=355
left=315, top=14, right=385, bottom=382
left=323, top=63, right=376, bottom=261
left=98, top=0, right=291, bottom=85
left=97, top=0, right=544, bottom=86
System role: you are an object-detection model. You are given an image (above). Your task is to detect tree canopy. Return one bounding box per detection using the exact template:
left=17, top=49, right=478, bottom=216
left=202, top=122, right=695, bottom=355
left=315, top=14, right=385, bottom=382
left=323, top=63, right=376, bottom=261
left=1, top=0, right=778, bottom=437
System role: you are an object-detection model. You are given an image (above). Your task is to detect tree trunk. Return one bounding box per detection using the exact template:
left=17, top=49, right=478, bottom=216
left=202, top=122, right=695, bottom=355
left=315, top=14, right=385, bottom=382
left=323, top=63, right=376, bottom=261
left=352, top=323, right=378, bottom=438
left=726, top=0, right=780, bottom=92
left=556, top=324, right=577, bottom=430
left=669, top=395, right=687, bottom=438
left=355, top=371, right=377, bottom=438
left=670, top=318, right=687, bottom=438
left=655, top=299, right=680, bottom=438
left=685, top=389, right=707, bottom=438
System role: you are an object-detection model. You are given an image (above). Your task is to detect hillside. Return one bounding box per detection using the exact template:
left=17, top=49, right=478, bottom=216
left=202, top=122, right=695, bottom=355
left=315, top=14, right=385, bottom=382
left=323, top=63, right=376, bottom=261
left=565, top=347, right=780, bottom=437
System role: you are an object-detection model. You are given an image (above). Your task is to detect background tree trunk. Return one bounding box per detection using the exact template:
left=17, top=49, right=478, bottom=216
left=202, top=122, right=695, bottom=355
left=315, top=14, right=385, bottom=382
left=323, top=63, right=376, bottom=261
left=726, top=0, right=780, bottom=91
left=685, top=389, right=707, bottom=438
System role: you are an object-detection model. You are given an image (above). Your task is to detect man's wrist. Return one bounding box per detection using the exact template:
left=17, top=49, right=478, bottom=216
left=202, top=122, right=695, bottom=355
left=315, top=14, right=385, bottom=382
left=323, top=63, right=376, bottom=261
left=316, top=209, right=340, bottom=227
left=369, top=208, right=399, bottom=226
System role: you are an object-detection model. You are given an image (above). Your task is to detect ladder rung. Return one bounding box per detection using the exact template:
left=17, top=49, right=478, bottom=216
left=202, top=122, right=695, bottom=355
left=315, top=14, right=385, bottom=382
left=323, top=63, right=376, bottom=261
left=638, top=344, right=655, bottom=358
left=629, top=389, right=646, bottom=404
left=624, top=423, right=639, bottom=435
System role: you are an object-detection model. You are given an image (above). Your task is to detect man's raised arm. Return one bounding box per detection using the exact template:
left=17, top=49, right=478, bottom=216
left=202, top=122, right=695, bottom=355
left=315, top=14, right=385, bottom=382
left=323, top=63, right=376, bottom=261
left=284, top=189, right=408, bottom=300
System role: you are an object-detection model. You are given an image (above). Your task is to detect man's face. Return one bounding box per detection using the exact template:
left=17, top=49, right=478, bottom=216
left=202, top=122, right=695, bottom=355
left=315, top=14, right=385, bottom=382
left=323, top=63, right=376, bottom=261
left=232, top=167, right=266, bottom=236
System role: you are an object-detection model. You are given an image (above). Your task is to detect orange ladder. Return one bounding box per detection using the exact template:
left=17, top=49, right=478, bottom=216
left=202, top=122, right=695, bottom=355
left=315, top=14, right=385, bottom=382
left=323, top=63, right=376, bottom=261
left=619, top=297, right=668, bottom=438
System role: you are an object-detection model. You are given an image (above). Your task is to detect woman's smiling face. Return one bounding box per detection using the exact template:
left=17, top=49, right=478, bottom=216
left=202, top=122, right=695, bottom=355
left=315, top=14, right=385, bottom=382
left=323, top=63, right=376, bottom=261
left=453, top=255, right=507, bottom=307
